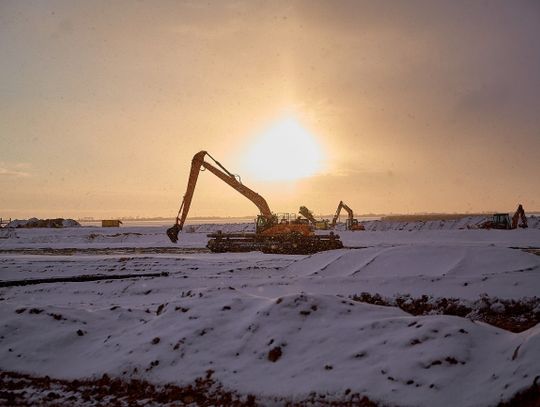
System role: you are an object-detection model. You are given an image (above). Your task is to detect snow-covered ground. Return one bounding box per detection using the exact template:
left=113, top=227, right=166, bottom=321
left=1, top=220, right=539, bottom=406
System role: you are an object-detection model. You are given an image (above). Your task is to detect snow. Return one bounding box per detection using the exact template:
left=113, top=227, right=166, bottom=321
left=1, top=220, right=539, bottom=405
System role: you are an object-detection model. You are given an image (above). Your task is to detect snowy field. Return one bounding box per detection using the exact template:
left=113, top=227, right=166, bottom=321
left=1, top=219, right=539, bottom=406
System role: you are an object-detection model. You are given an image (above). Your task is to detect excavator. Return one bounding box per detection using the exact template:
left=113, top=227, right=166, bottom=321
left=166, top=151, right=343, bottom=254
left=478, top=204, right=528, bottom=230
left=330, top=201, right=365, bottom=231
left=299, top=206, right=330, bottom=230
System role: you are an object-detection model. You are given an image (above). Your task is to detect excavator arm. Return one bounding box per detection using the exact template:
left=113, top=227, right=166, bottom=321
left=511, top=204, right=528, bottom=229
left=167, top=151, right=273, bottom=243
left=331, top=202, right=343, bottom=227
left=331, top=201, right=354, bottom=227
left=299, top=206, right=317, bottom=224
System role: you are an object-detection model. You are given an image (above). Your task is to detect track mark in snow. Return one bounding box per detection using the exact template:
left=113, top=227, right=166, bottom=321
left=0, top=247, right=209, bottom=256
left=0, top=272, right=169, bottom=287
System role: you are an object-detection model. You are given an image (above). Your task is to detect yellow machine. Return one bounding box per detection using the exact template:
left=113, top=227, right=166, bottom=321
left=330, top=201, right=365, bottom=231
left=299, top=206, right=329, bottom=230
left=478, top=204, right=528, bottom=230
left=167, top=151, right=343, bottom=254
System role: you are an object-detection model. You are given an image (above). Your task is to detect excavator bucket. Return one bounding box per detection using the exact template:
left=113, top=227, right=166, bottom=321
left=166, top=224, right=181, bottom=243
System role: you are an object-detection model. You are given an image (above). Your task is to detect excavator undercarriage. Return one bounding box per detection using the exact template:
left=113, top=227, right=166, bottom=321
left=207, top=229, right=343, bottom=254
left=167, top=151, right=343, bottom=255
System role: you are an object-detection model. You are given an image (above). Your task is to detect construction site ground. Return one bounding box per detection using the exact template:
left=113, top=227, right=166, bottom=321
left=1, top=219, right=539, bottom=406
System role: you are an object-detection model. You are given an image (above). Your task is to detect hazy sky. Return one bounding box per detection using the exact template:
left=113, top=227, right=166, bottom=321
left=1, top=0, right=539, bottom=218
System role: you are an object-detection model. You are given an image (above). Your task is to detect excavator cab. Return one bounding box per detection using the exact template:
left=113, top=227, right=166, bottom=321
left=346, top=218, right=365, bottom=231
left=492, top=213, right=511, bottom=229
left=346, top=218, right=357, bottom=229
left=256, top=215, right=277, bottom=234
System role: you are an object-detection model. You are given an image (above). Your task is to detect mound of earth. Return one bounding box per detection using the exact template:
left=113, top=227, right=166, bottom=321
left=7, top=218, right=81, bottom=228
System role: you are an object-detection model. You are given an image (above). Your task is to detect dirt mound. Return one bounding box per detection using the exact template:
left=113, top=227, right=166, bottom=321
left=1, top=369, right=537, bottom=407
left=350, top=293, right=540, bottom=332
left=7, top=218, right=81, bottom=228
left=0, top=370, right=256, bottom=407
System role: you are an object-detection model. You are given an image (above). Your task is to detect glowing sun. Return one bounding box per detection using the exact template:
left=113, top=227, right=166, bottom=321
left=242, top=116, right=324, bottom=181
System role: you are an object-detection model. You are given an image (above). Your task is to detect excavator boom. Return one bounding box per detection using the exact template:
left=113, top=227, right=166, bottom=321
left=299, top=206, right=317, bottom=224
left=167, top=151, right=272, bottom=243
left=511, top=204, right=528, bottom=229
left=331, top=201, right=354, bottom=226
left=299, top=206, right=329, bottom=230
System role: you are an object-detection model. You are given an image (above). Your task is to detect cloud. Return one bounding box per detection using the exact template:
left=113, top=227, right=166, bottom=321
left=0, top=163, right=31, bottom=177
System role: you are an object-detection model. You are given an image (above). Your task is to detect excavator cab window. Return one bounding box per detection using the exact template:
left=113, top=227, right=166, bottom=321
left=256, top=215, right=278, bottom=233
left=493, top=213, right=510, bottom=229
left=257, top=216, right=267, bottom=229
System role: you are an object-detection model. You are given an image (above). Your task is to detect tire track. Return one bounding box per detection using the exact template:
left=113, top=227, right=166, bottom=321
left=0, top=272, right=169, bottom=287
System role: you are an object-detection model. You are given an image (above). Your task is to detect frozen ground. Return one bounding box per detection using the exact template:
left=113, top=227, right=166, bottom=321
left=0, top=220, right=539, bottom=406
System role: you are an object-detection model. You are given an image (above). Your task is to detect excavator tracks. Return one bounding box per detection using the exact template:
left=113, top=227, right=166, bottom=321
left=207, top=231, right=343, bottom=255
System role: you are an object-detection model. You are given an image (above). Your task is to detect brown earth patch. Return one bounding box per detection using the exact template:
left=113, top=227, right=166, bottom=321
left=350, top=293, right=539, bottom=333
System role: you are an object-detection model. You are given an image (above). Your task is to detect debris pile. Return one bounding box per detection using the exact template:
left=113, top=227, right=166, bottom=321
left=7, top=218, right=81, bottom=228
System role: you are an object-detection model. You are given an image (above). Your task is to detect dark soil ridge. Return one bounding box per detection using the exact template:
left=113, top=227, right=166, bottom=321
left=0, top=370, right=377, bottom=407
left=1, top=370, right=538, bottom=407
left=0, top=247, right=210, bottom=256
left=518, top=248, right=540, bottom=256
left=0, top=272, right=170, bottom=288
left=0, top=370, right=253, bottom=407
left=350, top=293, right=539, bottom=333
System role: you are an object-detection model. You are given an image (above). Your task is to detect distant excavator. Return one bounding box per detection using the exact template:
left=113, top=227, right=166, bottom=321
left=299, top=206, right=329, bottom=230
left=330, top=201, right=365, bottom=231
left=167, top=151, right=343, bottom=254
left=478, top=204, right=528, bottom=230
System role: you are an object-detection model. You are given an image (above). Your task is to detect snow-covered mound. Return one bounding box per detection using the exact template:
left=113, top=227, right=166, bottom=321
left=1, top=227, right=540, bottom=405
left=1, top=289, right=538, bottom=407
left=358, top=215, right=540, bottom=231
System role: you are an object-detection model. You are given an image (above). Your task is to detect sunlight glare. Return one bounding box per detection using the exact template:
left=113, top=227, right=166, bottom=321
left=242, top=116, right=324, bottom=181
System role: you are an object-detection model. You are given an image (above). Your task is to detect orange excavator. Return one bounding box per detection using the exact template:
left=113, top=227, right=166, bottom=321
left=167, top=151, right=343, bottom=254
left=330, top=201, right=365, bottom=231
left=478, top=204, right=528, bottom=230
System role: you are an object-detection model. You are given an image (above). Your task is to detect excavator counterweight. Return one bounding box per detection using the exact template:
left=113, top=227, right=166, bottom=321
left=167, top=151, right=343, bottom=254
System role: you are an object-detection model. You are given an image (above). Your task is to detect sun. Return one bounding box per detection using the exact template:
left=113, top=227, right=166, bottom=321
left=241, top=116, right=324, bottom=182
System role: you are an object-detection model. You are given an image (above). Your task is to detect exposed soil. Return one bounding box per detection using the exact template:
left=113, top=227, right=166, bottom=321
left=0, top=247, right=209, bottom=256
left=350, top=293, right=540, bottom=333
left=0, top=370, right=378, bottom=407
left=1, top=370, right=538, bottom=407
left=0, top=370, right=255, bottom=407
left=0, top=272, right=170, bottom=288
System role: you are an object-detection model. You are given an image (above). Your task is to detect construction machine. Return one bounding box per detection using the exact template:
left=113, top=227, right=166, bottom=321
left=166, top=151, right=343, bottom=254
left=299, top=206, right=330, bottom=230
left=478, top=204, right=528, bottom=230
left=330, top=201, right=365, bottom=231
